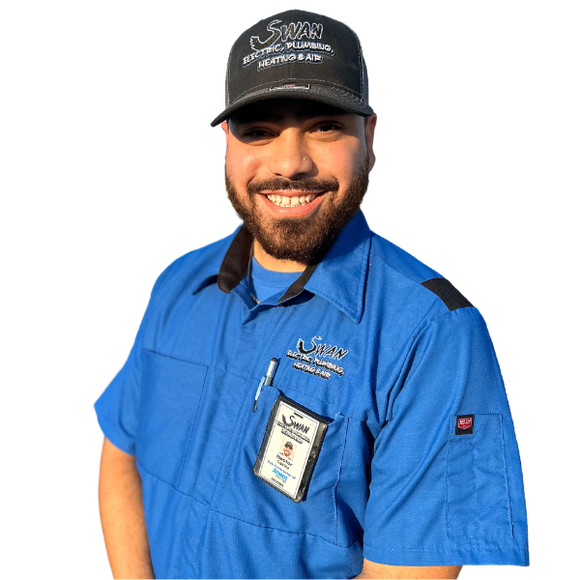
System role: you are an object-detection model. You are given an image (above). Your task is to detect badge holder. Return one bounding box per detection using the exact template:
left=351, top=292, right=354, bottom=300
left=254, top=394, right=329, bottom=503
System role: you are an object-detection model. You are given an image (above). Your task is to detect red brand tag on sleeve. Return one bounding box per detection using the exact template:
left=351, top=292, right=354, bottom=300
left=455, top=414, right=474, bottom=435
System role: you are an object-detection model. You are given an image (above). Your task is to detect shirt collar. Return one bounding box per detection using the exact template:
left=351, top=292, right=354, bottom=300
left=193, top=211, right=372, bottom=324
left=302, top=211, right=371, bottom=324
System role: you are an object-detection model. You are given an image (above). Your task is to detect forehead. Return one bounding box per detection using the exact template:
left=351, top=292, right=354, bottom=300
left=229, top=98, right=352, bottom=125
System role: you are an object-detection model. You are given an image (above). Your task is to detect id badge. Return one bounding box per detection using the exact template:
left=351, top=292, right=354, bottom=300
left=253, top=394, right=329, bottom=503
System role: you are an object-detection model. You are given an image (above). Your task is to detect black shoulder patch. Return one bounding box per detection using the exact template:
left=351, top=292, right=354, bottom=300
left=421, top=278, right=473, bottom=311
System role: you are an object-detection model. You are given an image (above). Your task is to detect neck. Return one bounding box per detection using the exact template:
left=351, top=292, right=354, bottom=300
left=252, top=240, right=307, bottom=273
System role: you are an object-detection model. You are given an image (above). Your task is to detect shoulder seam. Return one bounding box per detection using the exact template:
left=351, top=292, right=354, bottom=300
left=372, top=248, right=440, bottom=286
left=421, top=278, right=473, bottom=311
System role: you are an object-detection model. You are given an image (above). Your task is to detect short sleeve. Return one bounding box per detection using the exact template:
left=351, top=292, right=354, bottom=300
left=94, top=287, right=157, bottom=456
left=363, top=308, right=529, bottom=566
left=93, top=330, right=141, bottom=455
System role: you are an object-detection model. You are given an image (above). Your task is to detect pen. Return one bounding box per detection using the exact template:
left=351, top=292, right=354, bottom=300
left=253, top=357, right=278, bottom=412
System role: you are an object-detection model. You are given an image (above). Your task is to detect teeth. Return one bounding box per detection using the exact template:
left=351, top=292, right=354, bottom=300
left=266, top=192, right=319, bottom=207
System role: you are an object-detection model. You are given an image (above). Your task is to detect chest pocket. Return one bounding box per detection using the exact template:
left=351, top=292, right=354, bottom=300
left=137, top=349, right=208, bottom=489
left=214, top=384, right=350, bottom=546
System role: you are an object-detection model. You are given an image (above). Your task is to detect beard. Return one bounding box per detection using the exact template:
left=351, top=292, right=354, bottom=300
left=225, top=158, right=370, bottom=264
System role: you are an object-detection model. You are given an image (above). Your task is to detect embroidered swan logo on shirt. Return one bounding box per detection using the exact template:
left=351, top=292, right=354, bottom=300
left=286, top=335, right=349, bottom=380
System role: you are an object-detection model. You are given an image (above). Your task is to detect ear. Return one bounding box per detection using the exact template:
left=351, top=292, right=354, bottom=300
left=365, top=114, right=377, bottom=171
left=221, top=121, right=230, bottom=143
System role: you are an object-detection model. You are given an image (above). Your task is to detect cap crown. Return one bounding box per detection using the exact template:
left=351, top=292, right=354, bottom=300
left=211, top=10, right=372, bottom=125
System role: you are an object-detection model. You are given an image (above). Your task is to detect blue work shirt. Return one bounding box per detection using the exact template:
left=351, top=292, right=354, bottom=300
left=95, top=211, right=529, bottom=578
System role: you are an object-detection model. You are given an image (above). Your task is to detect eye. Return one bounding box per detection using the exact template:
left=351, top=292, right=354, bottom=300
left=312, top=121, right=344, bottom=134
left=238, top=126, right=276, bottom=143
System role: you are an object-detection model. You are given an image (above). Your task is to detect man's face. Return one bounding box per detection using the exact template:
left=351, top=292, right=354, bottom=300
left=283, top=446, right=292, bottom=457
left=223, top=99, right=377, bottom=264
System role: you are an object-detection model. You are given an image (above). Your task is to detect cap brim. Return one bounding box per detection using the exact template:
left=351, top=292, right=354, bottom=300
left=210, top=82, right=373, bottom=126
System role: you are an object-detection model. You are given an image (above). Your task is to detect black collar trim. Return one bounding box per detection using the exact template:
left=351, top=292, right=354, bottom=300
left=217, top=225, right=327, bottom=302
left=217, top=225, right=254, bottom=293
left=278, top=262, right=317, bottom=302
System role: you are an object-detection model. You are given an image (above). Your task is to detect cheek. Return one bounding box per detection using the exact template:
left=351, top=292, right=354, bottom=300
left=226, top=147, right=262, bottom=186
left=320, top=153, right=363, bottom=187
left=315, top=140, right=367, bottom=180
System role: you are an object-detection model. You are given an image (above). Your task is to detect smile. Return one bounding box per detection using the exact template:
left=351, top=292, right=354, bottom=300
left=264, top=192, right=320, bottom=207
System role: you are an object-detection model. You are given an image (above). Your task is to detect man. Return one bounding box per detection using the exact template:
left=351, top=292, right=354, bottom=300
left=281, top=442, right=293, bottom=459
left=96, top=10, right=528, bottom=579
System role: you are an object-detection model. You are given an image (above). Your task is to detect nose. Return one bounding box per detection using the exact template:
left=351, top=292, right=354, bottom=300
left=267, top=129, right=313, bottom=179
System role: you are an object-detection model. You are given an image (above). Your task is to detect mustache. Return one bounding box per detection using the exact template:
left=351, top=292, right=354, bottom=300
left=247, top=177, right=339, bottom=195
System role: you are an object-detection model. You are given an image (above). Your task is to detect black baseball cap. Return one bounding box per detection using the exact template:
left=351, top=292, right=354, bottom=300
left=284, top=441, right=293, bottom=449
left=211, top=10, right=373, bottom=126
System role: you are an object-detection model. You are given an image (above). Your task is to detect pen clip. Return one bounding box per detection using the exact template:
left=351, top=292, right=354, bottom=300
left=252, top=358, right=278, bottom=413
left=252, top=376, right=266, bottom=413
